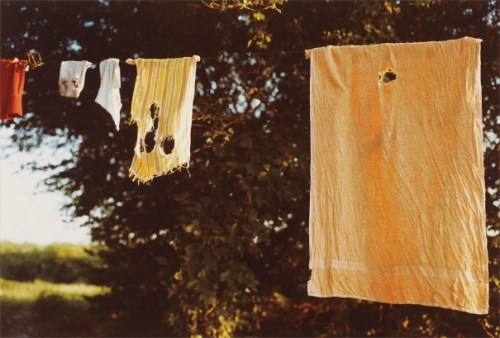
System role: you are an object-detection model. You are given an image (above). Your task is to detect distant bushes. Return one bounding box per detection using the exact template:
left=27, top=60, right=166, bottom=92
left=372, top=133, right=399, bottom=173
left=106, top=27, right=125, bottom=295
left=0, top=242, right=103, bottom=284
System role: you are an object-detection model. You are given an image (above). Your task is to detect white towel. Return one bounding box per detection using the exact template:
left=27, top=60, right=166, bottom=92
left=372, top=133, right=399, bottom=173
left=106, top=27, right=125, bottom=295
left=58, top=60, right=92, bottom=98
left=95, top=58, right=122, bottom=130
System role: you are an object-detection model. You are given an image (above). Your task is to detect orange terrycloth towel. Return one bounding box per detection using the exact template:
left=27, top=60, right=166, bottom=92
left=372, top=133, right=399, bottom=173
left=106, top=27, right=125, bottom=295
left=306, top=37, right=488, bottom=314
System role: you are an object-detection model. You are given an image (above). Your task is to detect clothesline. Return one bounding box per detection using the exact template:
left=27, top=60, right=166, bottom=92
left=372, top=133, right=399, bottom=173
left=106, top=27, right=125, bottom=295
left=4, top=50, right=313, bottom=180
left=10, top=49, right=307, bottom=69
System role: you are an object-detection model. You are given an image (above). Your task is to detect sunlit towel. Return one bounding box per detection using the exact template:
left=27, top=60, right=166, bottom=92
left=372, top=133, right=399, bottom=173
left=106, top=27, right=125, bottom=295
left=306, top=37, right=488, bottom=314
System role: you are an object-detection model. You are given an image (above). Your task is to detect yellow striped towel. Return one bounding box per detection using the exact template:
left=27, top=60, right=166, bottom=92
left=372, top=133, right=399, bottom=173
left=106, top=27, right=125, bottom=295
left=129, top=56, right=199, bottom=183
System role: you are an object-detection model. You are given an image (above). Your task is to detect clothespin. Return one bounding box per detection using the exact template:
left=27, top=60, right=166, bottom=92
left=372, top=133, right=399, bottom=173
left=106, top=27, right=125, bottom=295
left=26, top=49, right=44, bottom=69
left=304, top=49, right=312, bottom=60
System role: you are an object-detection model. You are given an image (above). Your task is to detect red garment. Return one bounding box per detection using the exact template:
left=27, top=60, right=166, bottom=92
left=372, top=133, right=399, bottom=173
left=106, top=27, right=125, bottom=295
left=0, top=59, right=29, bottom=120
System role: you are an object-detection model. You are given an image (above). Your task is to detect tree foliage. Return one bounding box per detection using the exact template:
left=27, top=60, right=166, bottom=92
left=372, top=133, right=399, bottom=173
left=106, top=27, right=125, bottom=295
left=201, top=0, right=286, bottom=12
left=1, top=0, right=498, bottom=336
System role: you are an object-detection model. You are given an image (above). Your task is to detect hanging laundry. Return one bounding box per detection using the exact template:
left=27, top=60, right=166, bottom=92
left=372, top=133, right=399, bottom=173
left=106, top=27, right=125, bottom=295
left=0, top=59, right=29, bottom=120
left=58, top=60, right=92, bottom=98
left=128, top=56, right=199, bottom=183
left=95, top=58, right=122, bottom=130
left=306, top=37, right=488, bottom=314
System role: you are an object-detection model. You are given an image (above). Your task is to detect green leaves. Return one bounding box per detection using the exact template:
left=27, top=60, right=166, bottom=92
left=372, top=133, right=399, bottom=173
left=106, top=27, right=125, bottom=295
left=202, top=0, right=287, bottom=13
left=253, top=12, right=266, bottom=21
left=238, top=136, right=253, bottom=149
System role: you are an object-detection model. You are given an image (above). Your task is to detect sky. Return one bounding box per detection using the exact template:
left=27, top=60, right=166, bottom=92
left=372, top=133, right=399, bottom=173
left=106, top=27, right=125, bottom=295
left=0, top=127, right=90, bottom=245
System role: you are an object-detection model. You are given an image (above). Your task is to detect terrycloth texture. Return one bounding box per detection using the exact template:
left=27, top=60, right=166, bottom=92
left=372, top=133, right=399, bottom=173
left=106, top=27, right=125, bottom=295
left=129, top=56, right=199, bottom=183
left=0, top=59, right=29, bottom=120
left=95, top=58, right=122, bottom=130
left=307, top=37, right=488, bottom=314
left=59, top=60, right=92, bottom=98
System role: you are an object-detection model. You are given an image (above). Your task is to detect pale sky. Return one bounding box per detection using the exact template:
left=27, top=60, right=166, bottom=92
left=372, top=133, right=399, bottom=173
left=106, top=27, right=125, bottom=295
left=0, top=127, right=90, bottom=245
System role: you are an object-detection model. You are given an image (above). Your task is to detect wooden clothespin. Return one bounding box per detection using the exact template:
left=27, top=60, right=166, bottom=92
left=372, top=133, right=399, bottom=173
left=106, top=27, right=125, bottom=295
left=26, top=49, right=44, bottom=69
left=304, top=49, right=312, bottom=60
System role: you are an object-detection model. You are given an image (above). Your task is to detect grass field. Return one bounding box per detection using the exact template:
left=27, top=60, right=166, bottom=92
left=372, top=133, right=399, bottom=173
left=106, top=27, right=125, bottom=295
left=0, top=278, right=106, bottom=303
left=0, top=242, right=110, bottom=337
left=1, top=278, right=109, bottom=337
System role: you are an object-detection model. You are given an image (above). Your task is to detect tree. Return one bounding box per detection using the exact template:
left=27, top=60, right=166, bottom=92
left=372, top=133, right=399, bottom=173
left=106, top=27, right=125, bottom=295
left=1, top=0, right=498, bottom=336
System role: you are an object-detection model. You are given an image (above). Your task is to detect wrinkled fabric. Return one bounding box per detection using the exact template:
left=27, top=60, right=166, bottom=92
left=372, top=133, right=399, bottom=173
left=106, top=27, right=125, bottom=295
left=95, top=58, right=122, bottom=130
left=0, top=59, right=29, bottom=120
left=59, top=60, right=92, bottom=98
left=307, top=37, right=488, bottom=314
left=129, top=56, right=199, bottom=183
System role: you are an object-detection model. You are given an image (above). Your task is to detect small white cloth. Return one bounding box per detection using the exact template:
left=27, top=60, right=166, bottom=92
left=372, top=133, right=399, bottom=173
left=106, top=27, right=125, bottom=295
left=58, top=60, right=92, bottom=98
left=95, top=58, right=122, bottom=130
